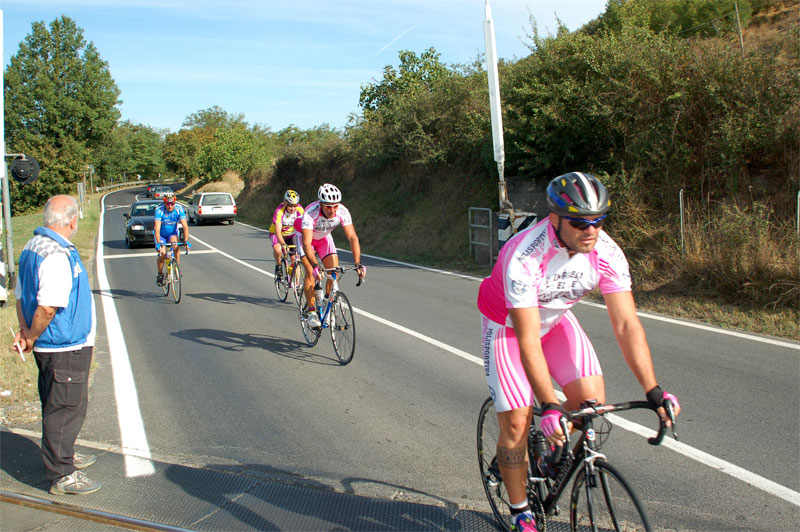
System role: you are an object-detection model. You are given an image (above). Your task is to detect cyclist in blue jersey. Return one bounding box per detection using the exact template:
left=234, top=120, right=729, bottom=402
left=153, top=192, right=189, bottom=286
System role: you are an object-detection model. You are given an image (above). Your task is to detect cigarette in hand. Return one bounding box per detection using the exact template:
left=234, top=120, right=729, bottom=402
left=10, top=327, right=25, bottom=362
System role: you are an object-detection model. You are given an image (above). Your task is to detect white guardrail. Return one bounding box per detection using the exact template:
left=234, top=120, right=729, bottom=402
left=94, top=180, right=182, bottom=193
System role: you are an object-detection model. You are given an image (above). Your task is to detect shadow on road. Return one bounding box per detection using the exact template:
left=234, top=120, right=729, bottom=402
left=171, top=328, right=341, bottom=366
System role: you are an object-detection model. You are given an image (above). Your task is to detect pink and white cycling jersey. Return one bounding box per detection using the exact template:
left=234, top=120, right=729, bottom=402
left=477, top=218, right=631, bottom=334
left=296, top=201, right=353, bottom=240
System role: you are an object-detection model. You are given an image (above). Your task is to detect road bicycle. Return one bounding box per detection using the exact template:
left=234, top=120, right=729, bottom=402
left=158, top=241, right=190, bottom=303
left=477, top=397, right=677, bottom=532
left=274, top=244, right=303, bottom=306
left=298, top=265, right=363, bottom=365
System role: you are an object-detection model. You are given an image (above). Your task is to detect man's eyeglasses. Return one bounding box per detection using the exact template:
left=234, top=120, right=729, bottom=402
left=322, top=203, right=339, bottom=210
left=562, top=214, right=607, bottom=230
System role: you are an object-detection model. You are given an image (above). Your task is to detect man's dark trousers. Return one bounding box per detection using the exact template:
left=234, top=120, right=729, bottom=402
left=34, top=346, right=93, bottom=482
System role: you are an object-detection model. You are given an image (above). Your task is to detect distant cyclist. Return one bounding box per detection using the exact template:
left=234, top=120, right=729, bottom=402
left=154, top=192, right=189, bottom=287
left=296, top=183, right=366, bottom=327
left=477, top=172, right=681, bottom=532
left=269, top=189, right=304, bottom=278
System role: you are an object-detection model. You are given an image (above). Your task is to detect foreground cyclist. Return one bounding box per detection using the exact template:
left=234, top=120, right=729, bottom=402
left=477, top=172, right=680, bottom=531
left=153, top=192, right=189, bottom=286
left=297, top=183, right=366, bottom=327
left=268, top=189, right=304, bottom=278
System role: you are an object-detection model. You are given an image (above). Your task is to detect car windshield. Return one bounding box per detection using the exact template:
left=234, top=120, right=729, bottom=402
left=133, top=204, right=157, bottom=216
left=202, top=194, right=233, bottom=206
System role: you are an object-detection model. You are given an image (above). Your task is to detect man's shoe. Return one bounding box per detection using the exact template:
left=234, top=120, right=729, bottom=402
left=511, top=511, right=538, bottom=532
left=50, top=470, right=102, bottom=495
left=307, top=310, right=321, bottom=328
left=156, top=273, right=164, bottom=286
left=73, top=452, right=96, bottom=469
left=275, top=265, right=283, bottom=278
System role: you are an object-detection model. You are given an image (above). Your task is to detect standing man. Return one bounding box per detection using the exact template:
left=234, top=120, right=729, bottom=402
left=12, top=195, right=100, bottom=495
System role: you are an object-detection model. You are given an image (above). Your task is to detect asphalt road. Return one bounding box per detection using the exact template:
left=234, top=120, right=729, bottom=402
left=81, top=187, right=800, bottom=531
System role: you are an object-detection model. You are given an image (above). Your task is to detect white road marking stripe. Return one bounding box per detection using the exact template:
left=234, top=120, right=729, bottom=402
left=606, top=413, right=800, bottom=507
left=579, top=300, right=799, bottom=350
left=98, top=196, right=155, bottom=477
left=104, top=249, right=219, bottom=259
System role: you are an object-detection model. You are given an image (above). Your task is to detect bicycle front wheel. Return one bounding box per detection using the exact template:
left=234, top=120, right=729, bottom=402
left=298, top=289, right=321, bottom=347
left=161, top=262, right=170, bottom=297
left=570, top=460, right=651, bottom=532
left=291, top=262, right=304, bottom=307
left=477, top=397, right=513, bottom=531
left=171, top=262, right=182, bottom=303
left=330, top=292, right=355, bottom=365
left=275, top=258, right=289, bottom=302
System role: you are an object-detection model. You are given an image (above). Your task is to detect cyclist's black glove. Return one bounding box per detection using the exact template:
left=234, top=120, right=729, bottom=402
left=646, top=385, right=680, bottom=411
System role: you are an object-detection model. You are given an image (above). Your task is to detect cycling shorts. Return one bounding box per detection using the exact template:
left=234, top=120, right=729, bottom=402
left=158, top=227, right=180, bottom=245
left=270, top=232, right=297, bottom=250
left=296, top=234, right=336, bottom=261
left=481, top=310, right=602, bottom=413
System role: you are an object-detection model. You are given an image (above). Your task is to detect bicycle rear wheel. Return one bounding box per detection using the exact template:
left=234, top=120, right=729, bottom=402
left=570, top=460, right=651, bottom=532
left=171, top=262, right=182, bottom=303
left=298, top=289, right=320, bottom=346
left=330, top=292, right=355, bottom=365
left=477, top=398, right=513, bottom=531
left=275, top=257, right=289, bottom=302
left=161, top=262, right=170, bottom=297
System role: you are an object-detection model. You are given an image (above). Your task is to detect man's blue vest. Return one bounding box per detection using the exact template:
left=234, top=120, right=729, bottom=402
left=17, top=227, right=92, bottom=349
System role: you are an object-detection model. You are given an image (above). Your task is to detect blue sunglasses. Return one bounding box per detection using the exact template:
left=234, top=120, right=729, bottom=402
left=561, top=214, right=607, bottom=230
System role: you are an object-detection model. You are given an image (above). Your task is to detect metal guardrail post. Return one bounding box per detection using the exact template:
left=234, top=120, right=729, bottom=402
left=469, top=207, right=493, bottom=267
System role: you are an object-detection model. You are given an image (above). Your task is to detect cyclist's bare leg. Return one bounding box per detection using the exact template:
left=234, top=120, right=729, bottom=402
left=561, top=375, right=605, bottom=410
left=497, top=406, right=533, bottom=507
left=169, top=235, right=180, bottom=266
left=272, top=242, right=283, bottom=264
left=300, top=255, right=316, bottom=307
left=156, top=243, right=166, bottom=274
left=322, top=253, right=338, bottom=297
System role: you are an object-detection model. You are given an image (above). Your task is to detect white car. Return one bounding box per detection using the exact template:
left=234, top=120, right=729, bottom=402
left=186, top=192, right=237, bottom=225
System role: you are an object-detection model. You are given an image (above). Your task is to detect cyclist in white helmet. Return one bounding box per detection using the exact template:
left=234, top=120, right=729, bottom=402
left=294, top=183, right=366, bottom=327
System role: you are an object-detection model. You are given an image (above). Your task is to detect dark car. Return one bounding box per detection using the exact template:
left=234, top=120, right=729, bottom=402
left=123, top=200, right=184, bottom=248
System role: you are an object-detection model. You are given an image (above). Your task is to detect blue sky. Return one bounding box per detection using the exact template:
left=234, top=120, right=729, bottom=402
left=2, top=1, right=607, bottom=134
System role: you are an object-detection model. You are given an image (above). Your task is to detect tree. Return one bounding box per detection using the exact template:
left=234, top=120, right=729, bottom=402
left=182, top=105, right=246, bottom=130
left=358, top=48, right=451, bottom=119
left=4, top=16, right=121, bottom=212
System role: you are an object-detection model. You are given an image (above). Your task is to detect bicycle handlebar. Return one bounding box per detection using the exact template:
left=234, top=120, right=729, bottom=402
left=320, top=266, right=364, bottom=287
left=158, top=241, right=191, bottom=255
left=548, top=399, right=678, bottom=460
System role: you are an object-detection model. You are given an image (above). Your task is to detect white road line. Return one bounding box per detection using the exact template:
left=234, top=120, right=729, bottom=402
left=104, top=214, right=800, bottom=502
left=579, top=300, right=800, bottom=350
left=98, top=195, right=155, bottom=477
left=104, top=249, right=219, bottom=260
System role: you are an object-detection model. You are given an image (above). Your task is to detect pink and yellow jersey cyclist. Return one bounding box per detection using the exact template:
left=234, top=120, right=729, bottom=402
left=269, top=189, right=304, bottom=276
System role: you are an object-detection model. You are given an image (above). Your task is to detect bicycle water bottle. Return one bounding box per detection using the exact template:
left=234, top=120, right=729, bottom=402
left=532, top=429, right=555, bottom=477
left=315, top=282, right=325, bottom=308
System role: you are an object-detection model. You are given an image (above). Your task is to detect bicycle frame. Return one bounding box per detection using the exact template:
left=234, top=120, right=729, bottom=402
left=315, top=269, right=342, bottom=329
left=530, top=400, right=676, bottom=517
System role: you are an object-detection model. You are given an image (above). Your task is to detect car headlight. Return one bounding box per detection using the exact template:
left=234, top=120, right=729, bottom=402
left=131, top=224, right=145, bottom=231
